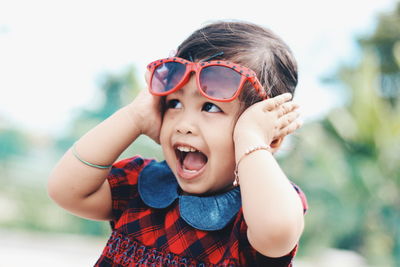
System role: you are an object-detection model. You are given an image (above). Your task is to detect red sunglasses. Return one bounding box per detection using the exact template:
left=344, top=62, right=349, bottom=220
left=146, top=57, right=267, bottom=102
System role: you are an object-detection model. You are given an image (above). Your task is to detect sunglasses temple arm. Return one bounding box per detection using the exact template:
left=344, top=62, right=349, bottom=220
left=200, top=52, right=225, bottom=62
left=252, top=78, right=269, bottom=99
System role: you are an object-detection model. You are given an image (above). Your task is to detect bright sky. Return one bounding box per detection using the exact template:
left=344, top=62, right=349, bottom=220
left=0, top=0, right=397, bottom=136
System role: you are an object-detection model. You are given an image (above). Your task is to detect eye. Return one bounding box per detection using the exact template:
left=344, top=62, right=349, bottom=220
left=202, top=102, right=222, bottom=113
left=166, top=99, right=182, bottom=109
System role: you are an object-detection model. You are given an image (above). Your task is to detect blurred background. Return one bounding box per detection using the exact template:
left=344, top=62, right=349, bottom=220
left=0, top=0, right=399, bottom=266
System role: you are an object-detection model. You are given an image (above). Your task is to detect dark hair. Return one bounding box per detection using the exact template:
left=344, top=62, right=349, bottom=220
left=176, top=20, right=298, bottom=109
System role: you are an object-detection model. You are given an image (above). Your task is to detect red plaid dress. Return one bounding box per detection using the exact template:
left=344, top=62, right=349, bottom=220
left=95, top=156, right=308, bottom=267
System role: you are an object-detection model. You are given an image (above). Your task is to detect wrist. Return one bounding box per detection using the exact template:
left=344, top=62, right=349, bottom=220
left=124, top=98, right=162, bottom=143
left=234, top=132, right=272, bottom=159
left=120, top=105, right=143, bottom=136
left=233, top=144, right=272, bottom=186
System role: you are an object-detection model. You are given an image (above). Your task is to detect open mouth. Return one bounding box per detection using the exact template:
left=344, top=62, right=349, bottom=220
left=175, top=145, right=208, bottom=175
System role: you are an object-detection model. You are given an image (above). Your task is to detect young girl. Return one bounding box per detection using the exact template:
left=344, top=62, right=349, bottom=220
left=48, top=21, right=308, bottom=266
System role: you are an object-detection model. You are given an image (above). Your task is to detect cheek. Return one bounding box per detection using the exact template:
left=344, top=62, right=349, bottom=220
left=208, top=121, right=236, bottom=156
left=159, top=123, right=169, bottom=145
left=159, top=123, right=175, bottom=166
left=159, top=115, right=179, bottom=157
left=219, top=120, right=237, bottom=155
left=159, top=115, right=172, bottom=144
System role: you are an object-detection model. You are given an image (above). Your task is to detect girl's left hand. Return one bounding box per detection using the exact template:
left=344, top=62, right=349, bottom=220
left=233, top=93, right=302, bottom=147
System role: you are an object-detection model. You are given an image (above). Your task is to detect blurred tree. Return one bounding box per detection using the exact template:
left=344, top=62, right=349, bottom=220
left=0, top=127, right=28, bottom=165
left=56, top=66, right=139, bottom=151
left=283, top=3, right=400, bottom=266
left=362, top=3, right=400, bottom=106
left=56, top=65, right=163, bottom=159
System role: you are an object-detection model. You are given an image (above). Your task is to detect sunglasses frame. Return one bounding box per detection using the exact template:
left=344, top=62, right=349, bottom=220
left=147, top=57, right=267, bottom=102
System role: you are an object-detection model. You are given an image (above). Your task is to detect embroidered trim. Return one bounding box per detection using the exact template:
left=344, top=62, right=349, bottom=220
left=102, top=231, right=238, bottom=267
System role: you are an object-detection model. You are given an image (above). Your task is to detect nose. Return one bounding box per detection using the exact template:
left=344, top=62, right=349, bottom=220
left=173, top=75, right=199, bottom=135
left=175, top=117, right=196, bottom=135
left=175, top=110, right=197, bottom=135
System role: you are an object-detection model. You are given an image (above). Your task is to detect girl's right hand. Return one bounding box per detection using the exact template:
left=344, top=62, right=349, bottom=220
left=233, top=93, right=301, bottom=151
left=126, top=85, right=162, bottom=144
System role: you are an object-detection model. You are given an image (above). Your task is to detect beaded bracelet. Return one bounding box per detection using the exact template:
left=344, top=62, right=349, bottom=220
left=72, top=143, right=113, bottom=169
left=233, top=144, right=271, bottom=187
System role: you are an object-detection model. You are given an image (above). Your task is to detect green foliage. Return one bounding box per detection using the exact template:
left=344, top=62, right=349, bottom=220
left=0, top=128, right=28, bottom=162
left=56, top=66, right=139, bottom=149
left=0, top=182, right=110, bottom=237
left=282, top=3, right=400, bottom=266
left=360, top=2, right=400, bottom=103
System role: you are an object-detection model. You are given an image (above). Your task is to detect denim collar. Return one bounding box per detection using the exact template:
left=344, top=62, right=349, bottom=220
left=138, top=160, right=241, bottom=231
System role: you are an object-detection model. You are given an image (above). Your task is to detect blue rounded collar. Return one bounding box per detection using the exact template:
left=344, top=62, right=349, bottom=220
left=138, top=160, right=241, bottom=231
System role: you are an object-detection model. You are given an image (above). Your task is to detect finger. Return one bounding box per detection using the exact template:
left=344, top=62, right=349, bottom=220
left=277, top=111, right=300, bottom=129
left=263, top=93, right=292, bottom=111
left=274, top=93, right=293, bottom=107
left=275, top=119, right=303, bottom=139
left=277, top=101, right=299, bottom=117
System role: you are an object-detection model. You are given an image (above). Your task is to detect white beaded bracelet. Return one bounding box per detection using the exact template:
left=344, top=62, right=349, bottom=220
left=233, top=144, right=271, bottom=187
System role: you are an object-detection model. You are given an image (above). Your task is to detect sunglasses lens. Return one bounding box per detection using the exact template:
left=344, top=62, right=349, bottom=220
left=151, top=62, right=186, bottom=93
left=199, top=66, right=242, bottom=100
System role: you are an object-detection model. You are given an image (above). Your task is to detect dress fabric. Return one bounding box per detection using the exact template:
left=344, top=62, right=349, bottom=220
left=94, top=156, right=307, bottom=267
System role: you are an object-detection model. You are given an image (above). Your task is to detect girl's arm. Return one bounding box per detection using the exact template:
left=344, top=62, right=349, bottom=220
left=233, top=93, right=305, bottom=258
left=48, top=89, right=161, bottom=221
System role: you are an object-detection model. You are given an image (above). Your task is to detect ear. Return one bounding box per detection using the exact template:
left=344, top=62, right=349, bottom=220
left=269, top=137, right=285, bottom=153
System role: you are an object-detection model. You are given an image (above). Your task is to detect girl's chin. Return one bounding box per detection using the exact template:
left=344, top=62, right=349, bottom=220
left=177, top=180, right=233, bottom=196
left=175, top=177, right=211, bottom=196
left=177, top=177, right=207, bottom=195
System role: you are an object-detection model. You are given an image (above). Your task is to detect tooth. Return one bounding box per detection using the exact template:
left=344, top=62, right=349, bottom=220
left=183, top=167, right=197, bottom=173
left=177, top=146, right=197, bottom=152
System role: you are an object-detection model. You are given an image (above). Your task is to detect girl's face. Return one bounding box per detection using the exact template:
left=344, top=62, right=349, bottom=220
left=159, top=75, right=241, bottom=195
